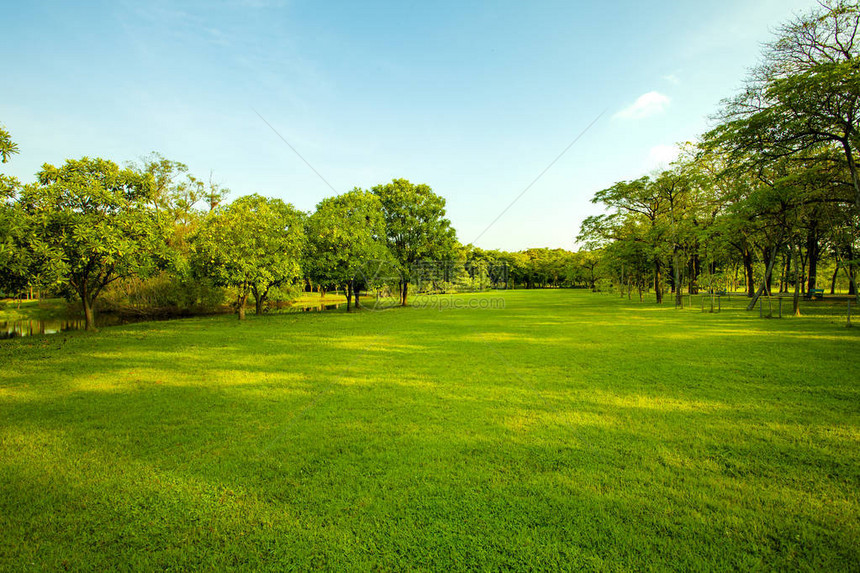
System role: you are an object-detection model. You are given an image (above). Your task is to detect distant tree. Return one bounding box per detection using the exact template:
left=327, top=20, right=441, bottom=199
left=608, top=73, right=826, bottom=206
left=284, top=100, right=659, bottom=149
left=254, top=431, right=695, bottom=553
left=371, top=178, right=457, bottom=305
left=192, top=194, right=304, bottom=319
left=128, top=152, right=189, bottom=214
left=18, top=157, right=162, bottom=329
left=591, top=177, right=668, bottom=302
left=128, top=153, right=226, bottom=230
left=204, top=172, right=230, bottom=212
left=306, top=188, right=390, bottom=310
left=576, top=249, right=602, bottom=291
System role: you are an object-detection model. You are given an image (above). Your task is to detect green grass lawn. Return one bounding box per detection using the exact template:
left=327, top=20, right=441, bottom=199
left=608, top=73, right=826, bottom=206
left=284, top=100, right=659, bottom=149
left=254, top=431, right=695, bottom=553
left=1, top=290, right=858, bottom=571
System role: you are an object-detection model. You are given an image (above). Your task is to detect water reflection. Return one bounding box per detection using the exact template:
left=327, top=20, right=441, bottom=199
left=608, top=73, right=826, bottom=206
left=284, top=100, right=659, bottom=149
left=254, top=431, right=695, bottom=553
left=0, top=314, right=139, bottom=339
left=0, top=319, right=88, bottom=339
left=295, top=303, right=341, bottom=312
left=302, top=304, right=340, bottom=312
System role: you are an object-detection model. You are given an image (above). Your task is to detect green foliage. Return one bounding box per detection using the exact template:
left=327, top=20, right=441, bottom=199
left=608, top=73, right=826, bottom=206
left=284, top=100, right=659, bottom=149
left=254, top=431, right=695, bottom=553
left=582, top=1, right=860, bottom=304
left=305, top=188, right=390, bottom=289
left=99, top=272, right=229, bottom=315
left=191, top=194, right=305, bottom=317
left=17, top=157, right=163, bottom=328
left=0, top=124, right=18, bottom=165
left=0, top=125, right=25, bottom=296
left=372, top=178, right=457, bottom=280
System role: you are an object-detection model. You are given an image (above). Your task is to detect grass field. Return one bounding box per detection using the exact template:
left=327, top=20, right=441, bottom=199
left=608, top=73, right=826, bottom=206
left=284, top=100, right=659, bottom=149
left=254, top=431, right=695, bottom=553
left=1, top=290, right=858, bottom=571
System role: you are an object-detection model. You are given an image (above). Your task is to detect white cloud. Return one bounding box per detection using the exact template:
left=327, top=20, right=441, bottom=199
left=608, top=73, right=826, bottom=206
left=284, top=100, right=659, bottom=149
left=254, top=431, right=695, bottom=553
left=647, top=144, right=681, bottom=168
left=613, top=91, right=671, bottom=120
left=661, top=74, right=680, bottom=85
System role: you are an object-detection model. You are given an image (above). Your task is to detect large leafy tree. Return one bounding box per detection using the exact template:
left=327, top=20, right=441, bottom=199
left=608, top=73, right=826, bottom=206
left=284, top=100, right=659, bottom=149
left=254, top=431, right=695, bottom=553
left=714, top=1, right=860, bottom=200
left=371, top=178, right=456, bottom=305
left=709, top=0, right=860, bottom=300
left=306, top=188, right=390, bottom=310
left=192, top=194, right=304, bottom=319
left=18, top=157, right=162, bottom=329
left=0, top=124, right=25, bottom=297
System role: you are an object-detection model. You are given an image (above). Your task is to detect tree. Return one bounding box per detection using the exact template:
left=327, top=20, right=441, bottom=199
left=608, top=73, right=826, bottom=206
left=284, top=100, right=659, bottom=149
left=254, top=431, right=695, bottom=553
left=710, top=1, right=860, bottom=300
left=0, top=124, right=18, bottom=165
left=18, top=158, right=162, bottom=329
left=128, top=152, right=189, bottom=214
left=306, top=188, right=390, bottom=310
left=192, top=194, right=304, bottom=319
left=371, top=179, right=457, bottom=305
left=0, top=124, right=25, bottom=297
left=591, top=176, right=669, bottom=302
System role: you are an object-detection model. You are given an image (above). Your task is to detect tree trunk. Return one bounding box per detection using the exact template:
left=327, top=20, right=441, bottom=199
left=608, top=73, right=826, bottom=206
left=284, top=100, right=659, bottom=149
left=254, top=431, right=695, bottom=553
left=843, top=141, right=860, bottom=303
left=762, top=246, right=774, bottom=296
left=251, top=285, right=267, bottom=315
left=668, top=260, right=676, bottom=294
left=846, top=267, right=857, bottom=296
left=654, top=261, right=663, bottom=304
left=846, top=245, right=858, bottom=296
left=793, top=242, right=802, bottom=316
left=77, top=281, right=97, bottom=331
left=83, top=295, right=95, bottom=331
left=237, top=294, right=247, bottom=320
left=743, top=248, right=755, bottom=297
left=688, top=253, right=700, bottom=294
left=831, top=265, right=839, bottom=294
left=674, top=249, right=682, bottom=307
left=747, top=238, right=782, bottom=311
left=780, top=252, right=789, bottom=294
left=841, top=139, right=860, bottom=224
left=346, top=282, right=352, bottom=312
left=806, top=227, right=819, bottom=294
left=401, top=281, right=409, bottom=306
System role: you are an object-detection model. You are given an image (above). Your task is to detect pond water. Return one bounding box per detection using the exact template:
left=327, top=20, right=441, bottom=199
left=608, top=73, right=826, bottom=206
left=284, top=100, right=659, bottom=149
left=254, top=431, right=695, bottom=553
left=0, top=303, right=343, bottom=339
left=0, top=314, right=148, bottom=339
left=289, top=303, right=342, bottom=312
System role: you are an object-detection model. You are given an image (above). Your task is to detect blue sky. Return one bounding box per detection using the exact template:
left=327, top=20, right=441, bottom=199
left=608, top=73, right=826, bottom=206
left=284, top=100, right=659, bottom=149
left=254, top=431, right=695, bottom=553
left=1, top=0, right=819, bottom=250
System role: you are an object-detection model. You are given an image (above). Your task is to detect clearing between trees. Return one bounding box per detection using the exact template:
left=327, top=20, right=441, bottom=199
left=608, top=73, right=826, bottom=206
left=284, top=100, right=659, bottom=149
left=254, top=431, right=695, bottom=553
left=0, top=289, right=857, bottom=571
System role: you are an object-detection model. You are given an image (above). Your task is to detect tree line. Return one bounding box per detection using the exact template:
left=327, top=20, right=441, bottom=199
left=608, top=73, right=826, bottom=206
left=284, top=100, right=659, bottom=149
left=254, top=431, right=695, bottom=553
left=0, top=138, right=597, bottom=329
left=577, top=0, right=860, bottom=315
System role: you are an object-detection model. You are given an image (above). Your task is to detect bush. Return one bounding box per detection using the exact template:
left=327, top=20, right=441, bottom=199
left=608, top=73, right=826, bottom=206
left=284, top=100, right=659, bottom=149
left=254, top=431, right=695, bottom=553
left=100, top=272, right=229, bottom=316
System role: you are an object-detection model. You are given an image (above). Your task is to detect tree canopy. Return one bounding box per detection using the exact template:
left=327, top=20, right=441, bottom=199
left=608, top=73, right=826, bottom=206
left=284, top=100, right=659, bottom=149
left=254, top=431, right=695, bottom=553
left=372, top=178, right=457, bottom=305
left=192, top=194, right=305, bottom=319
left=306, top=188, right=390, bottom=310
left=18, top=157, right=162, bottom=329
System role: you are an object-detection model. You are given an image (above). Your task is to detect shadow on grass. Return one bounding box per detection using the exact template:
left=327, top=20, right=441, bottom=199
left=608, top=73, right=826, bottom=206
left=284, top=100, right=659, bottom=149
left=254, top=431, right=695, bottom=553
left=1, top=290, right=858, bottom=570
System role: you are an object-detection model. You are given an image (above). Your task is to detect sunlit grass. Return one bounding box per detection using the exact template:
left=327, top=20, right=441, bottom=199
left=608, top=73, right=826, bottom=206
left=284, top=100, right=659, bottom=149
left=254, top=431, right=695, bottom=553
left=0, top=290, right=858, bottom=570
